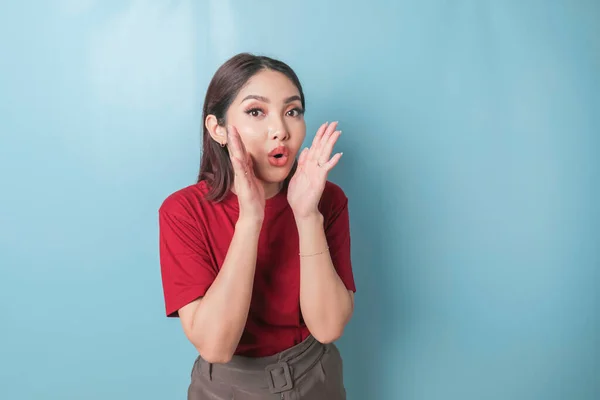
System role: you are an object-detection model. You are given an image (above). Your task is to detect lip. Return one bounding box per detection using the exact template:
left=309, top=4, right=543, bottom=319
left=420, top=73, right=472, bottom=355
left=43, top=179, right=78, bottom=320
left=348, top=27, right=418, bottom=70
left=267, top=145, right=290, bottom=167
left=268, top=146, right=289, bottom=157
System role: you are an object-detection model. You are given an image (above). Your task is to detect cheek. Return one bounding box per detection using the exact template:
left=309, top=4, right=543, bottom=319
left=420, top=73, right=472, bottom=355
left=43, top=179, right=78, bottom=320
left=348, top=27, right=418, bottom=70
left=231, top=116, right=266, bottom=140
left=290, top=122, right=306, bottom=147
left=226, top=111, right=266, bottom=140
left=236, top=129, right=264, bottom=155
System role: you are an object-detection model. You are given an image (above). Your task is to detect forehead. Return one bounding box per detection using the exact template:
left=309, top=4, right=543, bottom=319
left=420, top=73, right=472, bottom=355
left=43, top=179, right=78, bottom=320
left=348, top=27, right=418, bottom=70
left=236, top=69, right=300, bottom=102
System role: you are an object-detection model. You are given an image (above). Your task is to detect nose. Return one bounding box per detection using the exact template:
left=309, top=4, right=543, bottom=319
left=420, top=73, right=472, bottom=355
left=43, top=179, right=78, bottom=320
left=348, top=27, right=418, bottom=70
left=268, top=119, right=289, bottom=141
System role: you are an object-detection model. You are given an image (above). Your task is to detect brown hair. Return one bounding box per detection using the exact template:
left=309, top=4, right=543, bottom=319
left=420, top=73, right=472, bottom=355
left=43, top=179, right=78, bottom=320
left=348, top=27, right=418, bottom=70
left=198, top=53, right=305, bottom=202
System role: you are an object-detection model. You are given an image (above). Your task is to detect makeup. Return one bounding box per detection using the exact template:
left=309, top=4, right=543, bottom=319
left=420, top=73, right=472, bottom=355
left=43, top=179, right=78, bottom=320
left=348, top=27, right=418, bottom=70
left=267, top=145, right=289, bottom=167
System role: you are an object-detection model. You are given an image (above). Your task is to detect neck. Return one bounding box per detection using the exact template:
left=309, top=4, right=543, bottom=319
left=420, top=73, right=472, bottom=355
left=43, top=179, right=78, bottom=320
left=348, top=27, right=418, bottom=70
left=230, top=180, right=283, bottom=199
left=263, top=181, right=283, bottom=199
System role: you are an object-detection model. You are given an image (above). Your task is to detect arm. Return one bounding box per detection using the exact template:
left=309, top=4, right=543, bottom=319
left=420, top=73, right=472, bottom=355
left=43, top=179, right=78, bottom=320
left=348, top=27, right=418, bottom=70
left=177, top=125, right=266, bottom=363
left=287, top=122, right=356, bottom=343
left=178, top=217, right=261, bottom=363
left=296, top=213, right=354, bottom=343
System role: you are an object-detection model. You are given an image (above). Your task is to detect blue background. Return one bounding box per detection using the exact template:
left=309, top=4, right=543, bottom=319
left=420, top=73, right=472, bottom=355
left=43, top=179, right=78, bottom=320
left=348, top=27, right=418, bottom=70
left=1, top=1, right=598, bottom=399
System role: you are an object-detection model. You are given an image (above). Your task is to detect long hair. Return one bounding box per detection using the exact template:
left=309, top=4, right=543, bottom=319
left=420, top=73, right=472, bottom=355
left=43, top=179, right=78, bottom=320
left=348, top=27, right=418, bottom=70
left=198, top=53, right=305, bottom=202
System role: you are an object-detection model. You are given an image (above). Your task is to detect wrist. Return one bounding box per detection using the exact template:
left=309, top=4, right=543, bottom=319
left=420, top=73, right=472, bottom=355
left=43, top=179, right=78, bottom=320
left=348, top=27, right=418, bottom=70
left=294, top=211, right=323, bottom=227
left=236, top=214, right=264, bottom=232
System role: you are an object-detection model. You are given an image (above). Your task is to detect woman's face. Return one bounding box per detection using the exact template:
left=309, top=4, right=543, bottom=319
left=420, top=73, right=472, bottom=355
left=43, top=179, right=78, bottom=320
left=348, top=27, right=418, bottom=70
left=224, top=69, right=306, bottom=185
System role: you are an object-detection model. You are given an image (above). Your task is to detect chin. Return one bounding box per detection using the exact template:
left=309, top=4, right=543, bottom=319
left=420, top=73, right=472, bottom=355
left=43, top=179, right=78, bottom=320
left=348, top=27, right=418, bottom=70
left=258, top=166, right=294, bottom=184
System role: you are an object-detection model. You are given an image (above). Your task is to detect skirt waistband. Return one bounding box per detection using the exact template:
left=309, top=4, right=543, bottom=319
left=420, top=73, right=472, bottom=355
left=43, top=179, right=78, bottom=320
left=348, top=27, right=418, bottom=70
left=197, top=335, right=325, bottom=394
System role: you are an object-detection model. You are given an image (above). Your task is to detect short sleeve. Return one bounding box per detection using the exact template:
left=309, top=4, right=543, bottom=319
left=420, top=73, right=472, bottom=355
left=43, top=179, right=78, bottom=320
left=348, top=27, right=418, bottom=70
left=159, top=209, right=217, bottom=317
left=323, top=187, right=356, bottom=292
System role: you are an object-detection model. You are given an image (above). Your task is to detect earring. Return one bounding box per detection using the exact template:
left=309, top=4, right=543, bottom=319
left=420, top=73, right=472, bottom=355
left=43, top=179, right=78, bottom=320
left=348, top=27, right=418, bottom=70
left=220, top=141, right=226, bottom=147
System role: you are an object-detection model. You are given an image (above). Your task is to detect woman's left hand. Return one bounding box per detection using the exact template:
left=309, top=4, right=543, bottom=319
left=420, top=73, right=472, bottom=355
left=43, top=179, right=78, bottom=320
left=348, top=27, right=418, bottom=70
left=288, top=121, right=343, bottom=219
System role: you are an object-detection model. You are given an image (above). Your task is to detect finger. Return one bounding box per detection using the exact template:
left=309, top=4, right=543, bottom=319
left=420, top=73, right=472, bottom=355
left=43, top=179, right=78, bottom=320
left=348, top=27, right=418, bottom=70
left=324, top=152, right=343, bottom=171
left=247, top=155, right=257, bottom=177
left=310, top=122, right=329, bottom=148
left=226, top=125, right=241, bottom=159
left=230, top=153, right=247, bottom=177
left=297, top=147, right=309, bottom=166
left=308, top=122, right=330, bottom=159
left=311, top=121, right=338, bottom=160
left=227, top=125, right=248, bottom=163
left=318, top=130, right=341, bottom=163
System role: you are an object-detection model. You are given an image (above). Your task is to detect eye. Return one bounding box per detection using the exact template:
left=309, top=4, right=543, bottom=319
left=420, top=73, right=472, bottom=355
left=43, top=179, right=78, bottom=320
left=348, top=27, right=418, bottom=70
left=286, top=107, right=304, bottom=117
left=245, top=107, right=265, bottom=117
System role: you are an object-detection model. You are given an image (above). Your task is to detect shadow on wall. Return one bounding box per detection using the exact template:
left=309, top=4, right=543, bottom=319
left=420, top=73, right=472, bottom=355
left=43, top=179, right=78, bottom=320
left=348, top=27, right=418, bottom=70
left=331, top=112, right=413, bottom=399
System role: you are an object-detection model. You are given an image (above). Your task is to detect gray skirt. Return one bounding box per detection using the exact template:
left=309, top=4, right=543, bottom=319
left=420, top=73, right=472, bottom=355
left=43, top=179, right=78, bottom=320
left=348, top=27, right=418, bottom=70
left=187, top=335, right=346, bottom=400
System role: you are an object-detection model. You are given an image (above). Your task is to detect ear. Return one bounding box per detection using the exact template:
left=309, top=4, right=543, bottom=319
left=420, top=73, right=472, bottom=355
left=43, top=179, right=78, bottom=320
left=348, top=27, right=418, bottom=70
left=205, top=114, right=227, bottom=146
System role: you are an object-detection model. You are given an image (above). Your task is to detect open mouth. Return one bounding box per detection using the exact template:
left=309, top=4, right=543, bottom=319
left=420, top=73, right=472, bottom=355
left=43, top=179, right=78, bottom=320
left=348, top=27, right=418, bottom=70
left=268, top=146, right=289, bottom=167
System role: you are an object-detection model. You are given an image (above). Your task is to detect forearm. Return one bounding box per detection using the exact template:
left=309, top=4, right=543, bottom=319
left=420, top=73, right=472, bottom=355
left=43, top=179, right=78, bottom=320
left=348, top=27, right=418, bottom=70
left=296, top=213, right=353, bottom=343
left=190, top=217, right=261, bottom=361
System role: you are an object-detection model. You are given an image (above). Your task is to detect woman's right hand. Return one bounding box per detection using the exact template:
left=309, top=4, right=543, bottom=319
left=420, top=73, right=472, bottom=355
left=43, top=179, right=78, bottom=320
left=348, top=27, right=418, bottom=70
left=227, top=125, right=265, bottom=223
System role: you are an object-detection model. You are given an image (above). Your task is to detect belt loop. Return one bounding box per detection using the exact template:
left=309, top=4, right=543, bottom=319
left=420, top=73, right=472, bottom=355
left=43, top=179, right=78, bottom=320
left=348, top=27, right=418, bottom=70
left=201, top=360, right=213, bottom=381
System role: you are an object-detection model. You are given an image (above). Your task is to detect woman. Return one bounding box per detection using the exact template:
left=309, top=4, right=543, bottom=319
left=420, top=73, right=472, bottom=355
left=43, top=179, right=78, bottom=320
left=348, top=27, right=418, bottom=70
left=159, top=53, right=356, bottom=400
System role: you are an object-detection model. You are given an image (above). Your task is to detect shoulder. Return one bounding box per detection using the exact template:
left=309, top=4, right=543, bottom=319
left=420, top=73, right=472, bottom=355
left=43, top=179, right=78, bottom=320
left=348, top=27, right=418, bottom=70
left=319, top=180, right=349, bottom=213
left=158, top=181, right=210, bottom=218
left=322, top=180, right=347, bottom=200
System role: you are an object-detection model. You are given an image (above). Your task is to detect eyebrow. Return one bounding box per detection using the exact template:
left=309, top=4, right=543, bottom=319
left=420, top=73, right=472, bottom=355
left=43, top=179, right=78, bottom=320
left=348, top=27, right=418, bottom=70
left=241, top=95, right=302, bottom=104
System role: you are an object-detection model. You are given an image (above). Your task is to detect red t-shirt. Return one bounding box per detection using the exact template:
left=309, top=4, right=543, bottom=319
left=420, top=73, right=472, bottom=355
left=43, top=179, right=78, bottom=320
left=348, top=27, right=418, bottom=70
left=158, top=180, right=356, bottom=357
